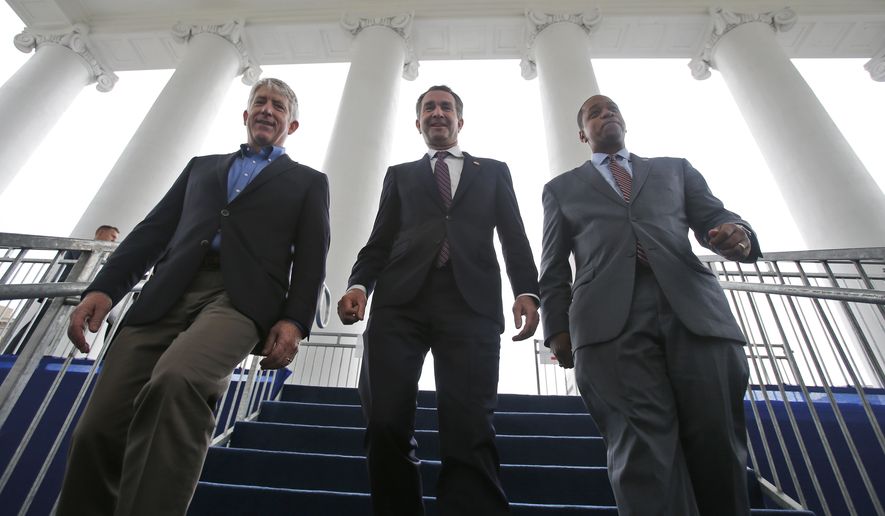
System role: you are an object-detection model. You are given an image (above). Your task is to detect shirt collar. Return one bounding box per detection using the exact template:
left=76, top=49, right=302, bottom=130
left=239, top=143, right=286, bottom=161
left=591, top=148, right=629, bottom=167
left=427, top=145, right=463, bottom=159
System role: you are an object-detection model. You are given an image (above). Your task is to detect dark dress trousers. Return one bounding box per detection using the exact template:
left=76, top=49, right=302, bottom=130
left=349, top=153, right=539, bottom=516
left=540, top=155, right=761, bottom=516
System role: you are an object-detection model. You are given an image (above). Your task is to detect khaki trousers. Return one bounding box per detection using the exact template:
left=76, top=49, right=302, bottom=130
left=57, top=269, right=260, bottom=516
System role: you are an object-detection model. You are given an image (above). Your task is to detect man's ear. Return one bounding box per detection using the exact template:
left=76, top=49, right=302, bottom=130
left=243, top=110, right=248, bottom=125
left=287, top=120, right=300, bottom=135
left=415, top=119, right=421, bottom=133
left=578, top=130, right=588, bottom=143
left=457, top=117, right=464, bottom=130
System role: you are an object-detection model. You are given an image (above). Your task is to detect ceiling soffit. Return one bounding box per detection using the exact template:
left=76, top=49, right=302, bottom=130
left=5, top=0, right=885, bottom=71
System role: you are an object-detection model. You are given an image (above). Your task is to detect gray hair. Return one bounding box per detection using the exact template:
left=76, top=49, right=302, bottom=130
left=248, top=78, right=299, bottom=122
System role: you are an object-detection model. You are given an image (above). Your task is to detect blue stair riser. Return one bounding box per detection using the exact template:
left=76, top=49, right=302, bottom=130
left=189, top=482, right=628, bottom=516
left=230, top=421, right=608, bottom=466
left=200, top=447, right=614, bottom=506
left=189, top=482, right=815, bottom=516
left=282, top=384, right=588, bottom=413
left=258, top=401, right=600, bottom=436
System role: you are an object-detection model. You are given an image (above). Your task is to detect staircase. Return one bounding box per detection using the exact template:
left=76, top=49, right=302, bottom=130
left=190, top=385, right=815, bottom=515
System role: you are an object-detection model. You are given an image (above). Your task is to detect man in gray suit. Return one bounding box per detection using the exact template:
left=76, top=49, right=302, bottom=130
left=539, top=94, right=761, bottom=516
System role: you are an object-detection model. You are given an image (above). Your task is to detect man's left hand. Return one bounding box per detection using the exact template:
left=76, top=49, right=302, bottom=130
left=511, top=295, right=540, bottom=341
left=260, top=320, right=302, bottom=370
left=708, top=223, right=751, bottom=261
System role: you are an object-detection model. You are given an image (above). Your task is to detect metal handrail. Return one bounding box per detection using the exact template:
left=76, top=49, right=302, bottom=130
left=2, top=232, right=883, bottom=516
left=534, top=247, right=885, bottom=516
left=0, top=233, right=291, bottom=515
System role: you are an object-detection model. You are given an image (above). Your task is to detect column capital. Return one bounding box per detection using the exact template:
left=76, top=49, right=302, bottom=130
left=14, top=24, right=117, bottom=92
left=520, top=9, right=601, bottom=80
left=341, top=13, right=418, bottom=80
left=689, top=6, right=796, bottom=81
left=864, top=46, right=885, bottom=82
left=172, top=20, right=262, bottom=85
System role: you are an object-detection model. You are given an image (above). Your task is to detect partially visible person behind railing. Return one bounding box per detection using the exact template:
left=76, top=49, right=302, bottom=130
left=5, top=225, right=120, bottom=355
left=56, top=77, right=331, bottom=516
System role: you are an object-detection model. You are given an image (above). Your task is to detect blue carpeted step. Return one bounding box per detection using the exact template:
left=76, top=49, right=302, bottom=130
left=189, top=482, right=623, bottom=515
left=258, top=401, right=600, bottom=436
left=230, top=420, right=607, bottom=466
left=200, top=447, right=614, bottom=506
left=281, top=384, right=588, bottom=413
left=189, top=482, right=815, bottom=516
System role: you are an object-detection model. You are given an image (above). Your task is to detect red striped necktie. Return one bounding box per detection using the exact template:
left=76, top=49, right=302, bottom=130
left=608, top=154, right=649, bottom=266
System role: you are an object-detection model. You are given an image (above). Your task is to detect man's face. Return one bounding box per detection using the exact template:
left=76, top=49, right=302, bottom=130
left=94, top=228, right=119, bottom=242
left=578, top=95, right=626, bottom=153
left=416, top=90, right=463, bottom=150
left=243, top=86, right=299, bottom=150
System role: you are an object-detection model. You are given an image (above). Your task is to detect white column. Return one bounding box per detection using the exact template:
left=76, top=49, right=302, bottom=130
left=690, top=7, right=885, bottom=248
left=865, top=46, right=885, bottom=82
left=0, top=25, right=116, bottom=195
left=322, top=14, right=417, bottom=332
left=72, top=20, right=261, bottom=238
left=521, top=11, right=601, bottom=177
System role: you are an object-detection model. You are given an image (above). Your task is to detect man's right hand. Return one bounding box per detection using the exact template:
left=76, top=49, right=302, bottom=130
left=68, top=292, right=113, bottom=353
left=337, top=289, right=367, bottom=325
left=549, top=332, right=574, bottom=369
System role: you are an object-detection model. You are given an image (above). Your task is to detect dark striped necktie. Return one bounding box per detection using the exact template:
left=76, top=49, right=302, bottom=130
left=434, top=151, right=452, bottom=267
left=608, top=154, right=649, bottom=266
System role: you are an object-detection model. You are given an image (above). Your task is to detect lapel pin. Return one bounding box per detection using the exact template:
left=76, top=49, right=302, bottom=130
left=473, top=161, right=480, bottom=166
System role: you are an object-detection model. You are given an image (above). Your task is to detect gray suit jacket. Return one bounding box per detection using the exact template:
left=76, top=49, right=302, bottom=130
left=539, top=154, right=761, bottom=349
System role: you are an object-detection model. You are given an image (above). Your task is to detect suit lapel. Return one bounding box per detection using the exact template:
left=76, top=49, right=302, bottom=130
left=216, top=153, right=238, bottom=199
left=451, top=152, right=479, bottom=208
left=629, top=153, right=651, bottom=201
left=575, top=160, right=626, bottom=206
left=415, top=154, right=444, bottom=210
left=231, top=154, right=295, bottom=204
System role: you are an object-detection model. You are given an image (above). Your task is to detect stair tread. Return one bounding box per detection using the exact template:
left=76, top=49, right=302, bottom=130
left=193, top=385, right=817, bottom=515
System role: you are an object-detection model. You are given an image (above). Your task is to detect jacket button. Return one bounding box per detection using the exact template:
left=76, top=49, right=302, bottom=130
left=445, top=215, right=451, bottom=220
left=200, top=240, right=209, bottom=247
left=221, top=209, right=230, bottom=216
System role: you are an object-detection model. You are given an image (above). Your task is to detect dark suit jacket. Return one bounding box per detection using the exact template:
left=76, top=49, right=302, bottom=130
left=540, top=155, right=761, bottom=349
left=87, top=152, right=330, bottom=339
left=347, top=152, right=539, bottom=332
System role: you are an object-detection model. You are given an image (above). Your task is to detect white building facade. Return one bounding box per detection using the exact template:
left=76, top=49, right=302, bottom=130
left=2, top=0, right=884, bottom=333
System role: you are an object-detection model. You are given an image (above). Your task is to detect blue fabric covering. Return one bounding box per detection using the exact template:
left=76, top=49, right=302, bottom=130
left=0, top=354, right=290, bottom=515
left=188, top=385, right=828, bottom=516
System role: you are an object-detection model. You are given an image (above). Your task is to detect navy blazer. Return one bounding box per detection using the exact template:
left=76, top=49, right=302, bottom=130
left=87, top=152, right=330, bottom=340
left=540, top=155, right=761, bottom=349
left=347, top=152, right=539, bottom=332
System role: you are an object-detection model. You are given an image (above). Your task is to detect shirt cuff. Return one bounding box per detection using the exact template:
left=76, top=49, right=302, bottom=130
left=281, top=318, right=307, bottom=337
left=516, top=293, right=540, bottom=307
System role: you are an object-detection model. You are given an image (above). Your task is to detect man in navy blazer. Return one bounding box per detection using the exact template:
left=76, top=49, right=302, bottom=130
left=58, top=78, right=330, bottom=516
left=337, top=85, right=540, bottom=515
left=540, top=95, right=761, bottom=516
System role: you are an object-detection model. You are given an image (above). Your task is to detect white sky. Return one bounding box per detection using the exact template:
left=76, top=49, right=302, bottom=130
left=1, top=3, right=882, bottom=393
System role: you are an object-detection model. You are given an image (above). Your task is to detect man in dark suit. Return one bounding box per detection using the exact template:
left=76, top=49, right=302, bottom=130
left=539, top=95, right=761, bottom=516
left=57, top=78, right=330, bottom=516
left=337, top=85, right=540, bottom=516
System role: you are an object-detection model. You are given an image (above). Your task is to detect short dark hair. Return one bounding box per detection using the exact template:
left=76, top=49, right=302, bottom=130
left=415, top=85, right=463, bottom=118
left=95, top=225, right=119, bottom=234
